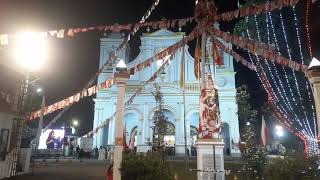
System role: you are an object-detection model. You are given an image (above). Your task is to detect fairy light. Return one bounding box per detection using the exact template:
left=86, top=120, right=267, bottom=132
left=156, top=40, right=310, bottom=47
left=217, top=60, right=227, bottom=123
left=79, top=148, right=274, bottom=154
left=292, top=6, right=318, bottom=137
left=250, top=10, right=315, bottom=150
left=267, top=11, right=296, bottom=113
left=305, top=0, right=313, bottom=58
left=267, top=10, right=315, bottom=139
left=278, top=11, right=315, bottom=139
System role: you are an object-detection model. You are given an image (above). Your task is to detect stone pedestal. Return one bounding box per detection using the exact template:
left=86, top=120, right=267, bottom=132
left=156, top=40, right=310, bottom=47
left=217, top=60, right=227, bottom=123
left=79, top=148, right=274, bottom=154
left=196, top=139, right=225, bottom=180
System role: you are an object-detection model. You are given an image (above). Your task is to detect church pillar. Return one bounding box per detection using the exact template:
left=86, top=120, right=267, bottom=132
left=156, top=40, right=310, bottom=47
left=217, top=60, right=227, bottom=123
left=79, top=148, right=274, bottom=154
left=113, top=71, right=130, bottom=180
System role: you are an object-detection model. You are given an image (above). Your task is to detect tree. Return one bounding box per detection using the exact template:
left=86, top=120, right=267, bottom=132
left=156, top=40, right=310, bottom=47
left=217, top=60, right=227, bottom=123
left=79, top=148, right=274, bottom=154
left=241, top=123, right=267, bottom=180
left=236, top=84, right=258, bottom=131
left=150, top=83, right=168, bottom=152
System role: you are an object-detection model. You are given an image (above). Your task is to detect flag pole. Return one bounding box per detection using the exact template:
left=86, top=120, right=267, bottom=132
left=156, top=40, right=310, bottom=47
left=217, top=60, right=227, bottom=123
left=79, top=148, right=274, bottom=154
left=182, top=46, right=188, bottom=173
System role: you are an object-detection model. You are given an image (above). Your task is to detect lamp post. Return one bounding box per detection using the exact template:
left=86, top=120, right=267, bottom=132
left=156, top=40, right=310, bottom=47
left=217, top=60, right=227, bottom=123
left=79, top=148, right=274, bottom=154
left=306, top=57, right=320, bottom=138
left=34, top=86, right=45, bottom=151
left=10, top=31, right=47, bottom=176
left=113, top=59, right=130, bottom=180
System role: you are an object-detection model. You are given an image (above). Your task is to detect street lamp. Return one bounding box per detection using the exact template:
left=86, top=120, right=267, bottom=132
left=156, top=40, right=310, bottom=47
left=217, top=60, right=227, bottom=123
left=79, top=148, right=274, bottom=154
left=116, top=58, right=127, bottom=72
left=14, top=31, right=48, bottom=72
left=10, top=31, right=47, bottom=176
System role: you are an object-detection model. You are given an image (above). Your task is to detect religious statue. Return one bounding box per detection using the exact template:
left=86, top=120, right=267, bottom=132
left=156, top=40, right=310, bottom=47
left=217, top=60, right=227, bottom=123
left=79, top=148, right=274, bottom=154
left=198, top=74, right=222, bottom=139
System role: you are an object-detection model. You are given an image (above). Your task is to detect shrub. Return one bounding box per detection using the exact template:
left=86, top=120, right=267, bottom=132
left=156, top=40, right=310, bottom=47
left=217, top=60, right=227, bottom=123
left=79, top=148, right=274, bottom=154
left=120, top=151, right=174, bottom=180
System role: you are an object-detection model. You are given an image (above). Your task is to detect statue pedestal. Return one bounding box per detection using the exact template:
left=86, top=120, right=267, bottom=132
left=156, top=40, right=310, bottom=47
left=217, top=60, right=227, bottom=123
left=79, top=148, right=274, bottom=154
left=196, top=139, right=225, bottom=180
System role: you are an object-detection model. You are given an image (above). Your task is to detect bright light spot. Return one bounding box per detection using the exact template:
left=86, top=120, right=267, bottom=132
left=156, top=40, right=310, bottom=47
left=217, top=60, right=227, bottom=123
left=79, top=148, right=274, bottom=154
left=71, top=127, right=75, bottom=134
left=116, top=59, right=127, bottom=68
left=36, top=87, right=43, bottom=93
left=275, top=125, right=284, bottom=137
left=246, top=122, right=251, bottom=126
left=14, top=31, right=48, bottom=71
left=73, top=120, right=79, bottom=126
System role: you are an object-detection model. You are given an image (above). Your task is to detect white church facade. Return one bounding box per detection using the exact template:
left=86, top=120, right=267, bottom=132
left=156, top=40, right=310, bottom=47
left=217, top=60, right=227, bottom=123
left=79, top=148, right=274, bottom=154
left=93, top=28, right=240, bottom=156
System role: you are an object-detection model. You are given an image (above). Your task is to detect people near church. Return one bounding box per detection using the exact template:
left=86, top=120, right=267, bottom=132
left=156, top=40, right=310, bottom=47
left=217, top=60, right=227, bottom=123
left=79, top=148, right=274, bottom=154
left=94, top=146, right=99, bottom=159
left=46, top=130, right=55, bottom=150
left=98, top=146, right=106, bottom=160
left=76, top=145, right=80, bottom=158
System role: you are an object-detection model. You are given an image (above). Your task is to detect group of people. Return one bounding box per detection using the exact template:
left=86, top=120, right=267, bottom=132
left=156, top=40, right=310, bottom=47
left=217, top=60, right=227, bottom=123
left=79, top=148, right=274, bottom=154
left=93, top=146, right=113, bottom=161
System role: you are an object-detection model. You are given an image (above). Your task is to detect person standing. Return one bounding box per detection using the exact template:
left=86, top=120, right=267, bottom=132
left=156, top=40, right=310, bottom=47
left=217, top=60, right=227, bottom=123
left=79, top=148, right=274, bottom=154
left=76, top=145, right=80, bottom=158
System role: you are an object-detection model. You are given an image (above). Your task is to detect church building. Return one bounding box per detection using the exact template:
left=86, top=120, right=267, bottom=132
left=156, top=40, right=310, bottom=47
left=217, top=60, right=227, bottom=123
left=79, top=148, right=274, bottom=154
left=93, top=27, right=240, bottom=156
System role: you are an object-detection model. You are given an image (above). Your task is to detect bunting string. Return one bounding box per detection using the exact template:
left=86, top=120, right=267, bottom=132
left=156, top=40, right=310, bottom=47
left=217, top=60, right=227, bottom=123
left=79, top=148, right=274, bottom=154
left=214, top=0, right=299, bottom=22
left=207, top=27, right=308, bottom=73
left=38, top=0, right=163, bottom=129
left=214, top=39, right=256, bottom=71
left=83, top=31, right=196, bottom=137
left=29, top=28, right=198, bottom=121
left=0, top=17, right=194, bottom=46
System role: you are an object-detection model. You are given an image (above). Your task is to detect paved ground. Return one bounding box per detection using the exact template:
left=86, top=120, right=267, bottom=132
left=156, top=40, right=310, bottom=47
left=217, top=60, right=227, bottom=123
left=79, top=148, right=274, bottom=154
left=7, top=160, right=109, bottom=180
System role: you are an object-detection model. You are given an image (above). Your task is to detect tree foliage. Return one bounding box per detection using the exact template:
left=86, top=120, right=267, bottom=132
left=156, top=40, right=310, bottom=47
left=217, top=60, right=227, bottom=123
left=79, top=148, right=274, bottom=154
left=151, top=84, right=168, bottom=152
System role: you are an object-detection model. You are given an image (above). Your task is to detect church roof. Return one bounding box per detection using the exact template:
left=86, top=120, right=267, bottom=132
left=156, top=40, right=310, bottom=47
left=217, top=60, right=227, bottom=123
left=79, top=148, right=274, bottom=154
left=142, top=28, right=184, bottom=38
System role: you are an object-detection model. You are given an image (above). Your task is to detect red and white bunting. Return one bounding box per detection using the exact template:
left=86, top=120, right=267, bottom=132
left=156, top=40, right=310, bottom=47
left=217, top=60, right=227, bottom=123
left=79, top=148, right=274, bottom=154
left=214, top=39, right=256, bottom=71
left=209, top=27, right=308, bottom=73
left=28, top=29, right=198, bottom=120
left=0, top=17, right=194, bottom=46
left=215, top=0, right=299, bottom=22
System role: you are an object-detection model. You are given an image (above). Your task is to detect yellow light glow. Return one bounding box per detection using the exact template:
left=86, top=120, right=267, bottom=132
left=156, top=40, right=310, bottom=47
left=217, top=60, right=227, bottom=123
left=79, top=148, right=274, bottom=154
left=14, top=31, right=47, bottom=71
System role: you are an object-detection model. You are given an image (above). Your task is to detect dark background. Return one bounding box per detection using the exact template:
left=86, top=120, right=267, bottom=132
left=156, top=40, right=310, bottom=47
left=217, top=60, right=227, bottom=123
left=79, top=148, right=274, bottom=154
left=0, top=0, right=319, bottom=136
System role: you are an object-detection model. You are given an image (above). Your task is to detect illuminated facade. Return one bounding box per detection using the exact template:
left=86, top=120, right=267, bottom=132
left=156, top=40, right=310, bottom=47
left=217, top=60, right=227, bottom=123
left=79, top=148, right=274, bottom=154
left=93, top=28, right=240, bottom=156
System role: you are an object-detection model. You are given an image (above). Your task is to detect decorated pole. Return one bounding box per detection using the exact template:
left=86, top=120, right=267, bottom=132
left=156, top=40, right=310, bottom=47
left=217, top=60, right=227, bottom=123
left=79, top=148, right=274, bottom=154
left=201, top=32, right=207, bottom=89
left=113, top=59, right=130, bottom=180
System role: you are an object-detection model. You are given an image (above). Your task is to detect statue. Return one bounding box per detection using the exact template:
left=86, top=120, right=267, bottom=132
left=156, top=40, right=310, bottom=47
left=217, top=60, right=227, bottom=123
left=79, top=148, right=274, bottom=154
left=198, top=74, right=222, bottom=139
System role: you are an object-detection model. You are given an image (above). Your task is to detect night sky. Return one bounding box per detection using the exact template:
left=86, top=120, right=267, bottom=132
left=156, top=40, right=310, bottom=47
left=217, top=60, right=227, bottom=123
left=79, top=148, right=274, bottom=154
left=0, top=0, right=319, bottom=135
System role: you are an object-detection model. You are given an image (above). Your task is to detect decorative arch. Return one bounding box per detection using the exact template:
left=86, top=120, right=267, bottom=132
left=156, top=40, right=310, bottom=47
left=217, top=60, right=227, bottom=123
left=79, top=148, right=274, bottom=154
left=148, top=105, right=179, bottom=121
left=124, top=107, right=143, bottom=120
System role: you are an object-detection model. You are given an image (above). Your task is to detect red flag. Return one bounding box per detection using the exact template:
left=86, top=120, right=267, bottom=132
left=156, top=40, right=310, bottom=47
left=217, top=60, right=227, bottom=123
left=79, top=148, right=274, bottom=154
left=260, top=116, right=268, bottom=147
left=211, top=40, right=223, bottom=66
left=194, top=37, right=200, bottom=79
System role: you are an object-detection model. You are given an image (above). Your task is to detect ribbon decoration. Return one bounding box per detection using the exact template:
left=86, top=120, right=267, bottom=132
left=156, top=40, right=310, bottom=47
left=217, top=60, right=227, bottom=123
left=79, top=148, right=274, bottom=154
left=214, top=39, right=256, bottom=71
left=208, top=27, right=308, bottom=73
left=215, top=0, right=299, bottom=22
left=82, top=29, right=197, bottom=138
left=29, top=28, right=198, bottom=120
left=0, top=17, right=194, bottom=46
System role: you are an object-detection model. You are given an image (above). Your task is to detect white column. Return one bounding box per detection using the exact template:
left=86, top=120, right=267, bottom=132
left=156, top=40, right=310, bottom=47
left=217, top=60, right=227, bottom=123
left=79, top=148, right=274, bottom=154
left=307, top=69, right=320, bottom=136
left=113, top=72, right=130, bottom=180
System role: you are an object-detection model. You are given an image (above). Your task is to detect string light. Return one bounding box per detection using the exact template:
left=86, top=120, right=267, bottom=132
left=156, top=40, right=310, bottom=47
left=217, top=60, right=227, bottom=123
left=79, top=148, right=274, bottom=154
left=305, top=0, right=313, bottom=58
left=292, top=6, right=317, bottom=138
left=278, top=11, right=314, bottom=139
